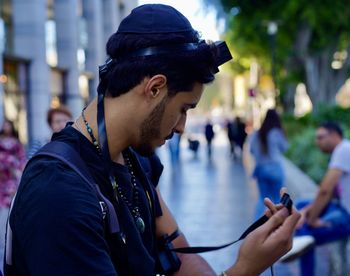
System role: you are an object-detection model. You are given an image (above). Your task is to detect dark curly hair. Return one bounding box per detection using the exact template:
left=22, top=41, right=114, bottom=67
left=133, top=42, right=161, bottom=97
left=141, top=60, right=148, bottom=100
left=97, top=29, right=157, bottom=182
left=99, top=30, right=217, bottom=98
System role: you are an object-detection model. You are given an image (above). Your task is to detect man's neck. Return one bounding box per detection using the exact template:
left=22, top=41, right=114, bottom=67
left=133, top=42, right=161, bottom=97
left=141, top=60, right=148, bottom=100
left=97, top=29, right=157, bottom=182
left=331, top=137, right=343, bottom=152
left=73, top=98, right=133, bottom=163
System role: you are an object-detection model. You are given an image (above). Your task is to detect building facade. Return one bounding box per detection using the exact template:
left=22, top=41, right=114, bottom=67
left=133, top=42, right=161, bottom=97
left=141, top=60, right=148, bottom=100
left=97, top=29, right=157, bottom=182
left=0, top=0, right=137, bottom=144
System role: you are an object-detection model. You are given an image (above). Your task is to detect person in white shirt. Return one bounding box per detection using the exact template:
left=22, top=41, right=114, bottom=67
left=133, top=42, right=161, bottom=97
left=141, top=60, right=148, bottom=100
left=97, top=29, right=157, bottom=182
left=281, top=121, right=350, bottom=276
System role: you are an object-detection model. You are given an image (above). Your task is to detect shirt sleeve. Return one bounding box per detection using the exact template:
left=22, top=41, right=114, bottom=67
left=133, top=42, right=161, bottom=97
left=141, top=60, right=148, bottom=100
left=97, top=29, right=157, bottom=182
left=329, top=142, right=350, bottom=173
left=10, top=158, right=118, bottom=276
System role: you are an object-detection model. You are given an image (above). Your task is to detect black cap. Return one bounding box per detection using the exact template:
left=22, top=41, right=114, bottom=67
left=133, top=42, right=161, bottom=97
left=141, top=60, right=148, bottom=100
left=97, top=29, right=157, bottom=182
left=117, top=4, right=195, bottom=34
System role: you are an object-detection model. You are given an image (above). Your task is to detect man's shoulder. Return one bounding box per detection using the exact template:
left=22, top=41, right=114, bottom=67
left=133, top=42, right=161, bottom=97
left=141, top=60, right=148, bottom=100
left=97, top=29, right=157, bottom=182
left=9, top=157, right=114, bottom=276
left=329, top=140, right=350, bottom=171
left=12, top=155, right=102, bottom=230
left=339, top=139, right=350, bottom=149
left=333, top=140, right=350, bottom=156
left=17, top=156, right=98, bottom=208
left=23, top=155, right=82, bottom=183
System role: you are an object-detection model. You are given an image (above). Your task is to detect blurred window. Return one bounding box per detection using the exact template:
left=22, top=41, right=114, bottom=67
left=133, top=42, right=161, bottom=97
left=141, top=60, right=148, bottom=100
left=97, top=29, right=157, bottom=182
left=50, top=67, right=67, bottom=107
left=2, top=56, right=30, bottom=143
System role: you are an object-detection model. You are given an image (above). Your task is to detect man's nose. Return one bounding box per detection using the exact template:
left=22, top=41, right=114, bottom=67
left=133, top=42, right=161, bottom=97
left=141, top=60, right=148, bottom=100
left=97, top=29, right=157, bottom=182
left=174, top=116, right=186, bottom=134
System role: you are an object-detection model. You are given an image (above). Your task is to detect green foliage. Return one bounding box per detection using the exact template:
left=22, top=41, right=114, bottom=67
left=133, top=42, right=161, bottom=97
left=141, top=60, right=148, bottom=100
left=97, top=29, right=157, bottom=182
left=282, top=105, right=350, bottom=183
left=311, top=105, right=350, bottom=127
left=218, top=0, right=350, bottom=56
left=286, top=127, right=328, bottom=183
left=206, top=0, right=350, bottom=105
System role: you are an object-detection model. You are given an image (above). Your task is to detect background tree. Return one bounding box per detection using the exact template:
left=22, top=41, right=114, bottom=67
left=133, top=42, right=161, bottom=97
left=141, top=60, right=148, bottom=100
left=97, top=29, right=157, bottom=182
left=206, top=0, right=350, bottom=110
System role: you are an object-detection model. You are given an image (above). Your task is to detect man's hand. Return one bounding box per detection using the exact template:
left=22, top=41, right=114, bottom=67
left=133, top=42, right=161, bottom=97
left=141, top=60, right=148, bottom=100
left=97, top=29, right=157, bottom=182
left=307, top=218, right=330, bottom=228
left=296, top=206, right=310, bottom=229
left=226, top=189, right=301, bottom=276
left=229, top=207, right=300, bottom=275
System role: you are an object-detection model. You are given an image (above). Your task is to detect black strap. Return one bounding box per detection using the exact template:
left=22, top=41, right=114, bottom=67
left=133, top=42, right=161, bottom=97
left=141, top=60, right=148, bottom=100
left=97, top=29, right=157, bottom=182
left=97, top=93, right=111, bottom=164
left=172, top=193, right=292, bottom=254
left=129, top=43, right=199, bottom=57
left=172, top=215, right=268, bottom=254
left=36, top=141, right=120, bottom=234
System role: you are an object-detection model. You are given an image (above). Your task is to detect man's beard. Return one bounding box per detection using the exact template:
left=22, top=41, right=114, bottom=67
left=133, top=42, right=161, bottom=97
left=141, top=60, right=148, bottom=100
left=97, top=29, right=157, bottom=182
left=135, top=96, right=168, bottom=156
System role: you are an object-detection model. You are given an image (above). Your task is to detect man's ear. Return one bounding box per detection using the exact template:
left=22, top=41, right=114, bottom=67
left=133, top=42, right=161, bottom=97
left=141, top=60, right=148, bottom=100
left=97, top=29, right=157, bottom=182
left=144, top=75, right=167, bottom=98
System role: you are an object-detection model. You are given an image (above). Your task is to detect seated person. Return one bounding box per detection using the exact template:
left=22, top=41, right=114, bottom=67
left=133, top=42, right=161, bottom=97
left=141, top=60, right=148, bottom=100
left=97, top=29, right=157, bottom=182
left=281, top=122, right=350, bottom=276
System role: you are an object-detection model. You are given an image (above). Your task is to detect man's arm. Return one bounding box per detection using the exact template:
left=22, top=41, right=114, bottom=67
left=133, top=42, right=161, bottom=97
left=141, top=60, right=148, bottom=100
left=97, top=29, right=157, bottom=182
left=155, top=187, right=300, bottom=276
left=306, top=168, right=343, bottom=225
left=155, top=187, right=216, bottom=275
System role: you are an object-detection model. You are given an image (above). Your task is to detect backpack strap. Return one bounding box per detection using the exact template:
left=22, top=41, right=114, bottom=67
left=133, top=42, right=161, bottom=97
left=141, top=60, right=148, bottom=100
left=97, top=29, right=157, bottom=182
left=36, top=141, right=120, bottom=234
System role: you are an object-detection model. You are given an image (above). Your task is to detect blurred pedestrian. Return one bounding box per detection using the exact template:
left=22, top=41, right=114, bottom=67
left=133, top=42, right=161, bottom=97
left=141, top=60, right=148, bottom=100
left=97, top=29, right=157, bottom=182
left=187, top=135, right=200, bottom=158
left=167, top=132, right=181, bottom=164
left=226, top=118, right=237, bottom=158
left=0, top=119, right=25, bottom=270
left=249, top=109, right=288, bottom=218
left=281, top=122, right=350, bottom=276
left=204, top=120, right=215, bottom=158
left=234, top=117, right=247, bottom=158
left=27, top=105, right=72, bottom=159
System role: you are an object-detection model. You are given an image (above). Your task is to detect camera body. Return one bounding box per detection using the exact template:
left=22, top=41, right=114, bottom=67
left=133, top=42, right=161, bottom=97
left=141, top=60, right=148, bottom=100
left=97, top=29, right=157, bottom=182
left=280, top=193, right=293, bottom=214
left=157, top=233, right=181, bottom=274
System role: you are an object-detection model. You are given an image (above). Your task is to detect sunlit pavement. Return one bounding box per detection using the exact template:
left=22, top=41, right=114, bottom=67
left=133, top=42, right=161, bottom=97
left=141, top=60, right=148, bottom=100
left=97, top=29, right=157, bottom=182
left=157, top=134, right=300, bottom=275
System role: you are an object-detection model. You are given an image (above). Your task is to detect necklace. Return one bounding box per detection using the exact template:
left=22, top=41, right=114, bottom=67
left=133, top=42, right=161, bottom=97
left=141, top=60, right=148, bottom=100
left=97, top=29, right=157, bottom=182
left=119, top=152, right=146, bottom=233
left=81, top=108, right=145, bottom=233
left=81, top=107, right=101, bottom=155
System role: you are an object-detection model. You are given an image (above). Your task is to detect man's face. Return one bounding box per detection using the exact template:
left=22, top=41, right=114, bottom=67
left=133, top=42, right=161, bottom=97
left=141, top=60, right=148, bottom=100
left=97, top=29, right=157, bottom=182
left=50, top=112, right=72, bottom=133
left=135, top=82, right=203, bottom=156
left=315, top=127, right=335, bottom=153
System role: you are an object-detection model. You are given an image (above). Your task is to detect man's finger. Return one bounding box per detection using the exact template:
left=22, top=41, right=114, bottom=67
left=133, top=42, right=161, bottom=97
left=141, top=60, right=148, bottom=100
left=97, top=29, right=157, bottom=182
left=263, top=198, right=277, bottom=213
left=275, top=207, right=301, bottom=237
left=259, top=207, right=289, bottom=238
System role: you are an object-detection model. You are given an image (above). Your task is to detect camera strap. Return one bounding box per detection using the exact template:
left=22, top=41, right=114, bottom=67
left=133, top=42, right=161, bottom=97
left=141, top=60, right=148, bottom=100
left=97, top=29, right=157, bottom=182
left=172, top=193, right=292, bottom=254
left=171, top=215, right=268, bottom=254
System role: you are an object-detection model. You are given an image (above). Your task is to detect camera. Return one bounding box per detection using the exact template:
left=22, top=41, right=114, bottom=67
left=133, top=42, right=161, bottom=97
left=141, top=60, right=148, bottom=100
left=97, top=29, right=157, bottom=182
left=157, top=233, right=181, bottom=274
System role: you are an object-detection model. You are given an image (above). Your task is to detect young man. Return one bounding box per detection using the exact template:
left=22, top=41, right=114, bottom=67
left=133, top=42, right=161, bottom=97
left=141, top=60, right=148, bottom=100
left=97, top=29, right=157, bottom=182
left=7, top=4, right=300, bottom=275
left=281, top=122, right=350, bottom=275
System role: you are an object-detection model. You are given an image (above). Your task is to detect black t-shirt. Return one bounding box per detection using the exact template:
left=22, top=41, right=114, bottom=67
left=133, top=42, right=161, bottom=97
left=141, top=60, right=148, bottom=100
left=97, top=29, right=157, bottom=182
left=9, top=126, right=163, bottom=275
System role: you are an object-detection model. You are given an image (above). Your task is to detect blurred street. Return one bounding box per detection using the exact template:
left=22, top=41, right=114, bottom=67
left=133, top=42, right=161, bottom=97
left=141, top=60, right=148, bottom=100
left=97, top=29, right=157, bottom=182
left=157, top=135, right=334, bottom=275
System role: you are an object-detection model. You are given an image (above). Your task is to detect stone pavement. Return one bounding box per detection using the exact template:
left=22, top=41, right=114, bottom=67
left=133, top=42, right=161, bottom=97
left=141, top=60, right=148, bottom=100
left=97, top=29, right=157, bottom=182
left=156, top=138, right=299, bottom=275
